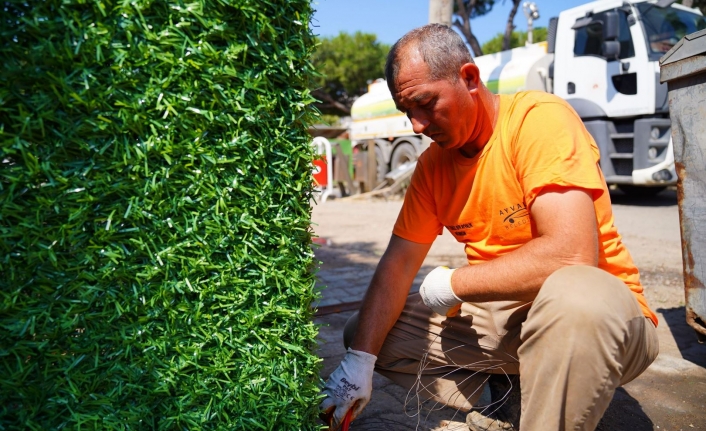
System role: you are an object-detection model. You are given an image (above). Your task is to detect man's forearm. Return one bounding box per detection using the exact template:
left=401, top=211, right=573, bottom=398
left=349, top=235, right=432, bottom=356
left=349, top=266, right=413, bottom=355
left=452, top=235, right=595, bottom=303
left=452, top=189, right=599, bottom=303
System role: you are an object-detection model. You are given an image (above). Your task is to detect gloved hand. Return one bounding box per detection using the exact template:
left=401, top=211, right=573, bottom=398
left=420, top=266, right=464, bottom=317
left=320, top=347, right=377, bottom=429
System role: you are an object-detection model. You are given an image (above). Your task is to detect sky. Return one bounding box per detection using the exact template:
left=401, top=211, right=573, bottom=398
left=311, top=0, right=592, bottom=51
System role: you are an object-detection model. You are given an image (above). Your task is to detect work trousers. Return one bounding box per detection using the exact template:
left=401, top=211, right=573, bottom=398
left=344, top=265, right=659, bottom=431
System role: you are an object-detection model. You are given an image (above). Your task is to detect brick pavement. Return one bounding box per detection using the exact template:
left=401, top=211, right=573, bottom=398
left=312, top=195, right=706, bottom=431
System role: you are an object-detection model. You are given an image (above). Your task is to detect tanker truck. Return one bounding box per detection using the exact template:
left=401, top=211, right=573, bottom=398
left=349, top=0, right=705, bottom=195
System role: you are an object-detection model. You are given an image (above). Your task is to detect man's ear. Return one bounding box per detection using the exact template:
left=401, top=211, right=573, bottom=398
left=460, top=63, right=481, bottom=93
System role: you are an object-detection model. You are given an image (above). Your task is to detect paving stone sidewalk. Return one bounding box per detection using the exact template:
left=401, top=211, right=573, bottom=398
left=312, top=196, right=706, bottom=431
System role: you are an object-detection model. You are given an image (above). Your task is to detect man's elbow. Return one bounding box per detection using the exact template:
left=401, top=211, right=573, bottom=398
left=558, top=248, right=599, bottom=268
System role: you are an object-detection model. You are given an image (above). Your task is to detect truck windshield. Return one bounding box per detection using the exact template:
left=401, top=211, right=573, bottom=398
left=637, top=3, right=706, bottom=58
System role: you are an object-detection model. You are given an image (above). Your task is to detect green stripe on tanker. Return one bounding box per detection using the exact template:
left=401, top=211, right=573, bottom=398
left=351, top=98, right=399, bottom=120
left=485, top=75, right=531, bottom=94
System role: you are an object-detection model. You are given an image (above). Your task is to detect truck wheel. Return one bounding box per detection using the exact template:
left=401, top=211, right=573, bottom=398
left=391, top=143, right=416, bottom=171
left=616, top=184, right=667, bottom=197
left=374, top=146, right=388, bottom=186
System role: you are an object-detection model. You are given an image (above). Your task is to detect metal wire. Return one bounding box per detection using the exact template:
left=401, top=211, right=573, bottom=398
left=403, top=334, right=520, bottom=430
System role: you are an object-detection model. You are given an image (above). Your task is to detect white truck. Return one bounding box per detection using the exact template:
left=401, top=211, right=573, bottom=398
left=349, top=0, right=706, bottom=195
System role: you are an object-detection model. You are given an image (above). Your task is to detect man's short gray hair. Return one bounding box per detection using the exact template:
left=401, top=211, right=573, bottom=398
left=385, top=24, right=473, bottom=93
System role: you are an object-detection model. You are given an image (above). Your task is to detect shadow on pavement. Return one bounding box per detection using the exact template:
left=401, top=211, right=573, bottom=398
left=347, top=417, right=425, bottom=431
left=313, top=240, right=380, bottom=269
left=609, top=188, right=677, bottom=207
left=314, top=240, right=448, bottom=302
left=657, top=306, right=706, bottom=368
left=314, top=240, right=671, bottom=430
left=597, top=388, right=653, bottom=430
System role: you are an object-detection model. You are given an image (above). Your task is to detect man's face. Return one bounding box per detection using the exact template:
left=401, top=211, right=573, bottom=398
left=391, top=53, right=476, bottom=151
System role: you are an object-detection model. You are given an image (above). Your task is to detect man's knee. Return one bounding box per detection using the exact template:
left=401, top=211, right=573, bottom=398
left=534, top=265, right=637, bottom=324
left=343, top=312, right=359, bottom=349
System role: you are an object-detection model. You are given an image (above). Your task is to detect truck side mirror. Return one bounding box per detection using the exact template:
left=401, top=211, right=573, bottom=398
left=601, top=10, right=620, bottom=61
left=603, top=10, right=619, bottom=41
left=602, top=40, right=621, bottom=61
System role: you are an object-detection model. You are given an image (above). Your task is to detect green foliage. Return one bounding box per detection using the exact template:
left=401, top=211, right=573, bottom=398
left=481, top=27, right=548, bottom=55
left=318, top=114, right=342, bottom=127
left=311, top=32, right=389, bottom=115
left=452, top=0, right=496, bottom=56
left=0, top=0, right=321, bottom=429
left=455, top=0, right=495, bottom=19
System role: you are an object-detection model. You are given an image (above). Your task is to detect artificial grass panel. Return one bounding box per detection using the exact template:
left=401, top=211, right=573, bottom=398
left=0, top=0, right=321, bottom=429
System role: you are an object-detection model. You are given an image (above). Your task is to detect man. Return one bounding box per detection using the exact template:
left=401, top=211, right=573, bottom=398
left=320, top=24, right=658, bottom=431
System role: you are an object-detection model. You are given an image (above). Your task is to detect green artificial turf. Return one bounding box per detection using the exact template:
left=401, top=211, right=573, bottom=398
left=0, top=0, right=322, bottom=429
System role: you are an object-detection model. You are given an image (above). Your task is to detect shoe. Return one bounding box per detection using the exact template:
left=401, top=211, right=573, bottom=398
left=488, top=374, right=521, bottom=426
left=466, top=410, right=516, bottom=431
left=466, top=374, right=520, bottom=431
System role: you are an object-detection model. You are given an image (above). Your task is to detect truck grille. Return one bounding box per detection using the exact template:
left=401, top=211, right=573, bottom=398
left=610, top=128, right=634, bottom=176
left=612, top=134, right=634, bottom=153
left=612, top=158, right=634, bottom=176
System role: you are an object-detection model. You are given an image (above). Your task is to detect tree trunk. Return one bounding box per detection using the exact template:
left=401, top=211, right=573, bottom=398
left=502, top=0, right=522, bottom=51
left=453, top=0, right=484, bottom=57
left=429, top=0, right=453, bottom=26
left=313, top=89, right=351, bottom=115
left=682, top=0, right=694, bottom=7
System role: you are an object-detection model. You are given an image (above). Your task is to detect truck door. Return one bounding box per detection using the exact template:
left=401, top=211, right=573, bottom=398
left=554, top=6, right=654, bottom=119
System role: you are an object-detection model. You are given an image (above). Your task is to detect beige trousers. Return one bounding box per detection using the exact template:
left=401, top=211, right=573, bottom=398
left=344, top=265, right=659, bottom=431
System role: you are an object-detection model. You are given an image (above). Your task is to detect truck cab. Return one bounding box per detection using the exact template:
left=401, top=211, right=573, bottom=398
left=551, top=0, right=705, bottom=192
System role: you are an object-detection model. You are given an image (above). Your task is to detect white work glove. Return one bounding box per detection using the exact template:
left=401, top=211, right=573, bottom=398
left=420, top=266, right=464, bottom=317
left=320, top=347, right=377, bottom=429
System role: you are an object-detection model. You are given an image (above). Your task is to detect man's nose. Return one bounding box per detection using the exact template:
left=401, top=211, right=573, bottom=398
left=409, top=112, right=429, bottom=134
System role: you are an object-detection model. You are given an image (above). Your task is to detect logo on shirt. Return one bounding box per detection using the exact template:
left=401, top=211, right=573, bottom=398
left=499, top=203, right=530, bottom=230
left=447, top=222, right=473, bottom=237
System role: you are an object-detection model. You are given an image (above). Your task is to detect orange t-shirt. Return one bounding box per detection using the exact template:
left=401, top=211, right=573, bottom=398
left=393, top=91, right=657, bottom=325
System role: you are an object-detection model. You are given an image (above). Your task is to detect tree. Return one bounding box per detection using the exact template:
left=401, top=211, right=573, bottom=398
left=679, top=0, right=706, bottom=14
left=502, top=0, right=523, bottom=51
left=311, top=32, right=390, bottom=115
left=481, top=27, right=548, bottom=54
left=453, top=0, right=496, bottom=57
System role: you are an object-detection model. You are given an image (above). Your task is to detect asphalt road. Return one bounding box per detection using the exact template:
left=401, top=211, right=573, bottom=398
left=312, top=188, right=706, bottom=430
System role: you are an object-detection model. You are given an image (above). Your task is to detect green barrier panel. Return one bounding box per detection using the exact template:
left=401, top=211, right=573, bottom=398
left=0, top=0, right=322, bottom=429
left=331, top=138, right=354, bottom=176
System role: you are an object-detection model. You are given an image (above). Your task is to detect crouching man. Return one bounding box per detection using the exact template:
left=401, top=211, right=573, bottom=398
left=320, top=24, right=658, bottom=431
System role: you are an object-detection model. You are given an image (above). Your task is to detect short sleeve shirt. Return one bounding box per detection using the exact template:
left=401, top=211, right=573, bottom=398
left=393, top=91, right=657, bottom=325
